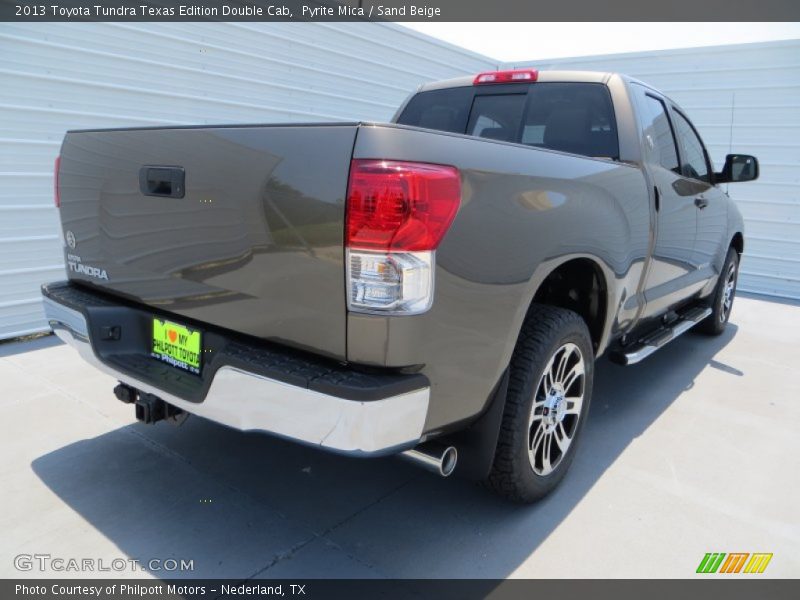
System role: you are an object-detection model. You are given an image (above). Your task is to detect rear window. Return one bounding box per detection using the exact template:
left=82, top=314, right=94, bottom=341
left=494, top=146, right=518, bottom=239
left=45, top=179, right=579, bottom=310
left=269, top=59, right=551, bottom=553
left=396, top=82, right=619, bottom=160
left=466, top=94, right=527, bottom=142
left=396, top=86, right=473, bottom=134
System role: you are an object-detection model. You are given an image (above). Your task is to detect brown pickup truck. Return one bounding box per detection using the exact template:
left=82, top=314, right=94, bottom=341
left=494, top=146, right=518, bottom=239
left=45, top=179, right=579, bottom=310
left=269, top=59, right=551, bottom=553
left=43, top=68, right=758, bottom=502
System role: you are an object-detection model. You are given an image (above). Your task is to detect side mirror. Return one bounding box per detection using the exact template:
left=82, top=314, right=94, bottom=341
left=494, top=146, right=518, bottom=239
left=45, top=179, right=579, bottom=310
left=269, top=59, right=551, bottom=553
left=716, top=154, right=759, bottom=184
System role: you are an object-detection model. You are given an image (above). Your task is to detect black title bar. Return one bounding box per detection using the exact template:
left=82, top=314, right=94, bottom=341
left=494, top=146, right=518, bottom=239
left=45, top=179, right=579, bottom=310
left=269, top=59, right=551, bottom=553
left=2, top=0, right=799, bottom=21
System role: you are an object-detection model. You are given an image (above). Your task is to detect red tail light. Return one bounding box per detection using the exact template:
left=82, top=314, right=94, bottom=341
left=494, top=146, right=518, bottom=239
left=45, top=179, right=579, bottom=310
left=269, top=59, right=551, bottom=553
left=54, top=155, right=61, bottom=208
left=473, top=68, right=538, bottom=85
left=345, top=160, right=461, bottom=252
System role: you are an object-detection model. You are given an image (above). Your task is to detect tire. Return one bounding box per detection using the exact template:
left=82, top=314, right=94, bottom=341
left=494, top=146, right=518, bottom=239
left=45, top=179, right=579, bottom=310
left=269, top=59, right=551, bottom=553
left=486, top=305, right=594, bottom=503
left=697, top=247, right=739, bottom=336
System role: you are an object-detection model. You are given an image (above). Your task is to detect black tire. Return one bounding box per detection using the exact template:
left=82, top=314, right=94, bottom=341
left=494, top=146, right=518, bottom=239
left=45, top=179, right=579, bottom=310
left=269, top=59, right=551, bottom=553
left=697, top=247, right=739, bottom=336
left=486, top=305, right=594, bottom=503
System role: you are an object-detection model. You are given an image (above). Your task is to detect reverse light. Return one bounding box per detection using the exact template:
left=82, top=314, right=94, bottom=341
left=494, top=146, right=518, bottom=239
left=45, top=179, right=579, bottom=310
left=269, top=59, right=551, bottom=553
left=347, top=250, right=433, bottom=314
left=54, top=155, right=61, bottom=208
left=345, top=160, right=461, bottom=315
left=473, top=68, right=539, bottom=85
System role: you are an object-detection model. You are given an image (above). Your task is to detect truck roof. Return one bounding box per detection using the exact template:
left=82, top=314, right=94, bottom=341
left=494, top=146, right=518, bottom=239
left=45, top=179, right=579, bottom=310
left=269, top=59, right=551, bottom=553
left=417, top=70, right=614, bottom=92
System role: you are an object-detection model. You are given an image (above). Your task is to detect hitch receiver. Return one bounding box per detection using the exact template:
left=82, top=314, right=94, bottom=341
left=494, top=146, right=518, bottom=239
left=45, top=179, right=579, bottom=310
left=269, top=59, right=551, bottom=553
left=116, top=382, right=181, bottom=424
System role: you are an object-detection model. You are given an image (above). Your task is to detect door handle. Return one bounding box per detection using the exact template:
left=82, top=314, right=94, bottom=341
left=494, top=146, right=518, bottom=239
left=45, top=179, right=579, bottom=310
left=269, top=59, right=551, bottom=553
left=139, top=166, right=185, bottom=198
left=694, top=196, right=709, bottom=209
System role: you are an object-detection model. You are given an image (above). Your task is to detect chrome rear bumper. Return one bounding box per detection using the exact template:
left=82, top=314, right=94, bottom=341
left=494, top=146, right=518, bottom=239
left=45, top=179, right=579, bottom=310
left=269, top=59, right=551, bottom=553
left=43, top=293, right=429, bottom=456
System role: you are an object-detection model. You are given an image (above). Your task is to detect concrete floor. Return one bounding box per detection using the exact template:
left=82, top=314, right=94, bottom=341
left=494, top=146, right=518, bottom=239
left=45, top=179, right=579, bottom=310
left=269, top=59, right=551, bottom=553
left=0, top=295, right=798, bottom=579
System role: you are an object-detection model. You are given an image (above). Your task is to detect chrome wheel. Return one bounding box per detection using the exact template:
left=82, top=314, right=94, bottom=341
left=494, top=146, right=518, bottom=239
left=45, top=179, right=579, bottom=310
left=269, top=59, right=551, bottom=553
left=528, top=342, right=586, bottom=476
left=720, top=262, right=736, bottom=322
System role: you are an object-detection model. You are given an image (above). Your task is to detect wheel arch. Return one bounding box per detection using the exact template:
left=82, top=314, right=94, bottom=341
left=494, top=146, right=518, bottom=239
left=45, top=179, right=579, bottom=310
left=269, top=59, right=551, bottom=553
left=523, top=255, right=612, bottom=355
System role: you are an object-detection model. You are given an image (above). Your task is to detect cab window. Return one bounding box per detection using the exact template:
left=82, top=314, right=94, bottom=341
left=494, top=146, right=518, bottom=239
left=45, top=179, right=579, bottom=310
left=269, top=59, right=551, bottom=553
left=520, top=83, right=619, bottom=159
left=396, top=82, right=620, bottom=160
left=466, top=94, right=527, bottom=142
left=396, top=87, right=473, bottom=134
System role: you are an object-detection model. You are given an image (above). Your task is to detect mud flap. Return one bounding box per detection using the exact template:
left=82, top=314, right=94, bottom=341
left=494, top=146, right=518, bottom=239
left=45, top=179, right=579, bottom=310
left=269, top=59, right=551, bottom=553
left=445, top=368, right=510, bottom=481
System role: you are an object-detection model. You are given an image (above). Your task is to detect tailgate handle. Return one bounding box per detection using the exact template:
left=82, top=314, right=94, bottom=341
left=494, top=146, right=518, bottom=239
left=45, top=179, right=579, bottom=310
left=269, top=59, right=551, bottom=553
left=139, top=166, right=185, bottom=198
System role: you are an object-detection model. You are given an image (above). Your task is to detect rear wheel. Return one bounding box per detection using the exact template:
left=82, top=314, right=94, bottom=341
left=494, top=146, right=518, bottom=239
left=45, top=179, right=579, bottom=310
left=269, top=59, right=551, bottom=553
left=486, top=305, right=593, bottom=503
left=698, top=247, right=739, bottom=336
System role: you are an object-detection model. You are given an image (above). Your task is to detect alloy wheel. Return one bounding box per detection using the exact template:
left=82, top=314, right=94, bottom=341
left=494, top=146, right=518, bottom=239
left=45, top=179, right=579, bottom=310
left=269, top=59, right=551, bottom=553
left=528, top=342, right=586, bottom=476
left=720, top=262, right=737, bottom=322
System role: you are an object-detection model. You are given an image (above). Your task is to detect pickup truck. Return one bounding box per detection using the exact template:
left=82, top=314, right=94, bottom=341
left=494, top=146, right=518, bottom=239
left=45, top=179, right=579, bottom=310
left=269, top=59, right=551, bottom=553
left=42, top=69, right=758, bottom=502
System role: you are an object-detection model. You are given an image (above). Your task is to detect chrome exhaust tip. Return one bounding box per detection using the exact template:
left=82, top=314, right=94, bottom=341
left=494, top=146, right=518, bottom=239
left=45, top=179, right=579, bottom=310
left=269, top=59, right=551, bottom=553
left=400, top=443, right=458, bottom=477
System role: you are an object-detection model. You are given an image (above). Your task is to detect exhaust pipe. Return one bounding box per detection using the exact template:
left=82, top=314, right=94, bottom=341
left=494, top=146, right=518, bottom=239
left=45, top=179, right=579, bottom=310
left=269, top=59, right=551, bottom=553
left=400, top=443, right=458, bottom=477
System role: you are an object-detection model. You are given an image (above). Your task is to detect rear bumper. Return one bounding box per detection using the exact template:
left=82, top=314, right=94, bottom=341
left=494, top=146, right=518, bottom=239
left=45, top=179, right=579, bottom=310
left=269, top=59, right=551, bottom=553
left=41, top=281, right=430, bottom=456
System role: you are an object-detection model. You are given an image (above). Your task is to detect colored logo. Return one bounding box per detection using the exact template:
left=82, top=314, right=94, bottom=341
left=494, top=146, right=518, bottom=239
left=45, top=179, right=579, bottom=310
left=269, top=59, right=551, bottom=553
left=696, top=552, right=773, bottom=574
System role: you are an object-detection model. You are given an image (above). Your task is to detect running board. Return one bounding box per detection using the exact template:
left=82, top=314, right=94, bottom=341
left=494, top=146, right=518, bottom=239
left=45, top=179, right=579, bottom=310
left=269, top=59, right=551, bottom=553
left=610, top=306, right=712, bottom=366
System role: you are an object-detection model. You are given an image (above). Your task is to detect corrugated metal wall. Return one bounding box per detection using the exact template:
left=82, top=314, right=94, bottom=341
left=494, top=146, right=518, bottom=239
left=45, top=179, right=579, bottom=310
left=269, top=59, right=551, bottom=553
left=0, top=23, right=497, bottom=340
left=511, top=40, right=800, bottom=299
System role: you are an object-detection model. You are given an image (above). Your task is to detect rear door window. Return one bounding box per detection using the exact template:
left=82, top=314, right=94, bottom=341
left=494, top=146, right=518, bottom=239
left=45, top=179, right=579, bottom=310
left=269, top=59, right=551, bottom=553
left=639, top=93, right=680, bottom=172
left=672, top=109, right=711, bottom=182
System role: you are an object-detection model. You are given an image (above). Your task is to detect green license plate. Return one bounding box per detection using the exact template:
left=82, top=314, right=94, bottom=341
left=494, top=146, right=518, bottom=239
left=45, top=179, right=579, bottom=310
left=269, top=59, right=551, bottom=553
left=151, top=318, right=202, bottom=374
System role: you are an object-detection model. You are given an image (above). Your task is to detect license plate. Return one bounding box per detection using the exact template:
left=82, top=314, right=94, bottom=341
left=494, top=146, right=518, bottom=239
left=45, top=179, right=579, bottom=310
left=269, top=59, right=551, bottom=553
left=151, top=318, right=201, bottom=374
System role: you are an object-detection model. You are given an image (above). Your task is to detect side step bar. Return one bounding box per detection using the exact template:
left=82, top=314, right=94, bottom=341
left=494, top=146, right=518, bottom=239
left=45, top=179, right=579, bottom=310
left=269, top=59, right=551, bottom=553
left=610, top=306, right=712, bottom=366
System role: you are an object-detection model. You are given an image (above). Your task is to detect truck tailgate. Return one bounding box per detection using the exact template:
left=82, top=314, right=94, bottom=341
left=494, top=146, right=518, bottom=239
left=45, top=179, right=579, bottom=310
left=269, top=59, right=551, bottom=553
left=57, top=124, right=357, bottom=359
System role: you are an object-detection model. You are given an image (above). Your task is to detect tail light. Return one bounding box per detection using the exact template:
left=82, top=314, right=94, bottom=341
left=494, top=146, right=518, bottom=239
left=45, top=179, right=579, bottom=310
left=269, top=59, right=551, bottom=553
left=54, top=155, right=61, bottom=208
left=473, top=68, right=538, bottom=85
left=345, top=160, right=461, bottom=315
